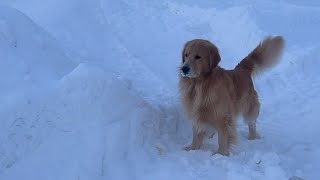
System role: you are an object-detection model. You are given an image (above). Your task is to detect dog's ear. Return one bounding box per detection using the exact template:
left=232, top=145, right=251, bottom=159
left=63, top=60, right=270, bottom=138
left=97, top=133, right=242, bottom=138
left=182, top=41, right=190, bottom=64
left=208, top=44, right=221, bottom=68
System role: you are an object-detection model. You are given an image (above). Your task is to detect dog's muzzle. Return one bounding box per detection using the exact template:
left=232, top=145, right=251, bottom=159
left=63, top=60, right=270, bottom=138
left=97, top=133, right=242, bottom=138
left=181, top=65, right=191, bottom=77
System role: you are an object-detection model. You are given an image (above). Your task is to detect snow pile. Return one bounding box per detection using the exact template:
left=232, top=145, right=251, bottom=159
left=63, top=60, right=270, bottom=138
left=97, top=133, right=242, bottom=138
left=0, top=0, right=320, bottom=180
left=0, top=63, right=167, bottom=179
left=0, top=6, right=76, bottom=103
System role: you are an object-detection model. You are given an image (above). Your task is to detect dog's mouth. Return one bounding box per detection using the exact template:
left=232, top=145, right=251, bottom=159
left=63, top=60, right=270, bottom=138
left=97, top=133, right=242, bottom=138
left=181, top=71, right=191, bottom=77
left=180, top=70, right=197, bottom=78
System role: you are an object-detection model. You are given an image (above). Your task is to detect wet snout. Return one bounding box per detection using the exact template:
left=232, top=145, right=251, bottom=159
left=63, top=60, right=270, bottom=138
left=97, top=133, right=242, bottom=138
left=181, top=65, right=190, bottom=75
left=180, top=64, right=193, bottom=77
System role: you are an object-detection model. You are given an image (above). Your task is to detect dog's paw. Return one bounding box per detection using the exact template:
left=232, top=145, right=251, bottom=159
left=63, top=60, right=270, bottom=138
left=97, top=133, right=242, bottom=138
left=248, top=135, right=256, bottom=140
left=213, top=149, right=230, bottom=156
left=183, top=145, right=200, bottom=151
left=248, top=133, right=261, bottom=140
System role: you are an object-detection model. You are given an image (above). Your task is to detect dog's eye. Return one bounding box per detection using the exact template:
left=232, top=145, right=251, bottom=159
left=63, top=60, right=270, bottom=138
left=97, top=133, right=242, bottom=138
left=185, top=54, right=188, bottom=57
left=195, top=55, right=201, bottom=59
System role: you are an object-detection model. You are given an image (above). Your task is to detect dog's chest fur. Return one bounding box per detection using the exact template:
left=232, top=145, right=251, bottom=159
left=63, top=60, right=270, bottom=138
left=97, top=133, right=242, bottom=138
left=179, top=69, right=241, bottom=126
left=179, top=77, right=219, bottom=122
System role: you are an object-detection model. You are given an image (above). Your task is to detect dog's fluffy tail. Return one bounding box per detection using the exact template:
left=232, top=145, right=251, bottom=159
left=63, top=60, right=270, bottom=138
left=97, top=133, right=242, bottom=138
left=235, top=36, right=285, bottom=76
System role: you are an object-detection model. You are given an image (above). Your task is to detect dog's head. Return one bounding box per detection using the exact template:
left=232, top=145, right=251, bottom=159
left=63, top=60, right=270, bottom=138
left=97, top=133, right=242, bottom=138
left=180, top=39, right=221, bottom=78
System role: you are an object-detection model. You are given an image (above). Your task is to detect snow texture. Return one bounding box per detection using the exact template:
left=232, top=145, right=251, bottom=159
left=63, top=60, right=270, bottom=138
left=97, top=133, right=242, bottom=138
left=0, top=0, right=319, bottom=180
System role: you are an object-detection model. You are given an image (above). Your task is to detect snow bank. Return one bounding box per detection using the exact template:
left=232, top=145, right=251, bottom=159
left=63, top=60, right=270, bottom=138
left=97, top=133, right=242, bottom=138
left=0, top=6, right=76, bottom=104
left=1, top=63, right=169, bottom=179
left=0, top=6, right=171, bottom=179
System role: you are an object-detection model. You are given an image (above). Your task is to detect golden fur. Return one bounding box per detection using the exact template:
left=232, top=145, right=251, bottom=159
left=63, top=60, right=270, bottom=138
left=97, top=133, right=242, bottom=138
left=179, top=36, right=284, bottom=155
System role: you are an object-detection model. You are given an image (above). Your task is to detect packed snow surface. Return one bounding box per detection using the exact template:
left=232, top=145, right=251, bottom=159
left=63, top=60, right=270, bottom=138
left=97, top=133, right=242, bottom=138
left=0, top=0, right=319, bottom=180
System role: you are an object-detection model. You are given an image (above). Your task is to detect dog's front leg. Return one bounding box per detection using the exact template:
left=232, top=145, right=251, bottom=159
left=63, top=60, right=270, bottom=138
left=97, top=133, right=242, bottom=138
left=184, top=126, right=205, bottom=151
left=215, top=127, right=230, bottom=156
left=215, top=120, right=235, bottom=156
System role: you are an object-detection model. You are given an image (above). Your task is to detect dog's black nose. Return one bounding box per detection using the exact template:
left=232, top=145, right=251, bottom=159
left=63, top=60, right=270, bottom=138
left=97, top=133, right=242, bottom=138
left=181, top=65, right=190, bottom=74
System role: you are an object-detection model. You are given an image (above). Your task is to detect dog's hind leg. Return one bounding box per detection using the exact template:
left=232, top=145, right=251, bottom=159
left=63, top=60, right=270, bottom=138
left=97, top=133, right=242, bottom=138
left=243, top=91, right=260, bottom=140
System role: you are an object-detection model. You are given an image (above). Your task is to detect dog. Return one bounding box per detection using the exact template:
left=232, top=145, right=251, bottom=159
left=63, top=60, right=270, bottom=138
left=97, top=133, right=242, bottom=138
left=179, top=36, right=284, bottom=156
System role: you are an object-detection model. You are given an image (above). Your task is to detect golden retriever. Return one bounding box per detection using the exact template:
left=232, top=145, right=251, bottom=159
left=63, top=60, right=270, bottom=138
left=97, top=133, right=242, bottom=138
left=179, top=36, right=284, bottom=156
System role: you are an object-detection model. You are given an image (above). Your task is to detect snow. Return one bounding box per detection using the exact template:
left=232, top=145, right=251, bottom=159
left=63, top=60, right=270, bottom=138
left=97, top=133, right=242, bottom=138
left=0, top=0, right=319, bottom=179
